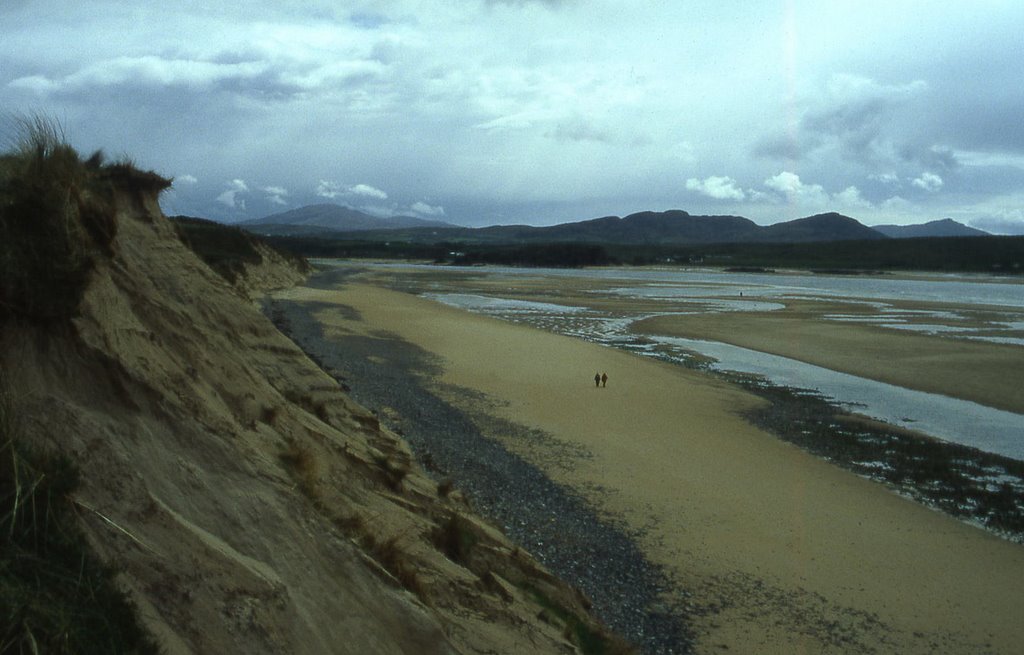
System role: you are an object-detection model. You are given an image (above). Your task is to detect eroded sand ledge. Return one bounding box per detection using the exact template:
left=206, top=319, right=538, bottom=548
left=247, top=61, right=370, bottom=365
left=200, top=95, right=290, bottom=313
left=274, top=278, right=1024, bottom=654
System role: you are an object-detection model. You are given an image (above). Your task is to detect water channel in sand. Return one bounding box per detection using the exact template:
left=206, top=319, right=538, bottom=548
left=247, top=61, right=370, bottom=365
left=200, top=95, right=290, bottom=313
left=338, top=263, right=1024, bottom=462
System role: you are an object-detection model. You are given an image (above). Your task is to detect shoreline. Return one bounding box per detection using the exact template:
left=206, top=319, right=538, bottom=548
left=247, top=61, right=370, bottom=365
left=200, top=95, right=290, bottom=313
left=271, top=271, right=1024, bottom=654
left=265, top=294, right=694, bottom=654
left=629, top=348, right=1024, bottom=543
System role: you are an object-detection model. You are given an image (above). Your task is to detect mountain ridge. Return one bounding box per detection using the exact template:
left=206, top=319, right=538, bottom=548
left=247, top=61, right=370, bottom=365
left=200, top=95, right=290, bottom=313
left=243, top=203, right=453, bottom=233
left=873, top=218, right=989, bottom=239
left=301, top=209, right=889, bottom=245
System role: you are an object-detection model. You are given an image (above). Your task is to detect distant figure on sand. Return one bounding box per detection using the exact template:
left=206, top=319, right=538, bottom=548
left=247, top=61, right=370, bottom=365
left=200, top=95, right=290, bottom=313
left=594, top=372, right=601, bottom=388
left=601, top=372, right=608, bottom=387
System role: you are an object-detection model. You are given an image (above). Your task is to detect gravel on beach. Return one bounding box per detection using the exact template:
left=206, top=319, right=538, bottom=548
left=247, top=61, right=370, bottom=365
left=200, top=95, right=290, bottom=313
left=266, top=275, right=694, bottom=654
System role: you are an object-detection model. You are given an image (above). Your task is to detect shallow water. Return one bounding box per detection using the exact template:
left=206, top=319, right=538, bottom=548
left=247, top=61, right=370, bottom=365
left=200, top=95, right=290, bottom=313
left=400, top=265, right=1024, bottom=463
left=652, top=336, right=1024, bottom=461
left=338, top=262, right=1024, bottom=459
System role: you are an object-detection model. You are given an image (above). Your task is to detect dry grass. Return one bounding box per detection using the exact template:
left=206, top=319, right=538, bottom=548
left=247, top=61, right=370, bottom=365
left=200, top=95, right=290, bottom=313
left=436, top=477, right=455, bottom=498
left=431, top=513, right=478, bottom=565
left=362, top=533, right=428, bottom=602
left=0, top=373, right=160, bottom=653
left=0, top=113, right=170, bottom=321
left=373, top=454, right=410, bottom=491
left=278, top=440, right=320, bottom=503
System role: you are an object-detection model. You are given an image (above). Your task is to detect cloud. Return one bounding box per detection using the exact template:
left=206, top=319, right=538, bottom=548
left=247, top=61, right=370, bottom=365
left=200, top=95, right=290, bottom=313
left=801, top=75, right=927, bottom=146
left=970, top=211, right=1024, bottom=235
left=263, top=185, right=289, bottom=205
left=9, top=56, right=269, bottom=94
left=869, top=172, right=900, bottom=187
left=911, top=171, right=943, bottom=192
left=216, top=179, right=249, bottom=210
left=484, top=0, right=576, bottom=7
left=349, top=183, right=388, bottom=199
left=834, top=186, right=872, bottom=209
left=763, top=171, right=829, bottom=207
left=177, top=174, right=198, bottom=185
left=755, top=74, right=930, bottom=169
left=316, top=180, right=387, bottom=200
left=410, top=201, right=445, bottom=217
left=316, top=180, right=344, bottom=199
left=880, top=195, right=916, bottom=214
left=685, top=175, right=746, bottom=200
left=5, top=3, right=1022, bottom=227
left=546, top=116, right=611, bottom=143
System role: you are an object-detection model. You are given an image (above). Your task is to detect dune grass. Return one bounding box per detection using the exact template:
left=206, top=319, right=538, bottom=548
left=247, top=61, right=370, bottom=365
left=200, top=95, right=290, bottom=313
left=0, top=114, right=170, bottom=321
left=0, top=375, right=160, bottom=653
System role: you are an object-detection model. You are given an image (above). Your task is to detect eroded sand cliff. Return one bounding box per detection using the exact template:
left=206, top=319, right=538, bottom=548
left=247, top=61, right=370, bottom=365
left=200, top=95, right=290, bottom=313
left=1, top=172, right=626, bottom=653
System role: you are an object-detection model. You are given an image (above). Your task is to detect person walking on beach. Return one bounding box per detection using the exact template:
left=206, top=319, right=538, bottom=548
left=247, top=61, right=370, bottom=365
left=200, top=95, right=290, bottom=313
left=601, top=372, right=608, bottom=387
left=595, top=372, right=601, bottom=388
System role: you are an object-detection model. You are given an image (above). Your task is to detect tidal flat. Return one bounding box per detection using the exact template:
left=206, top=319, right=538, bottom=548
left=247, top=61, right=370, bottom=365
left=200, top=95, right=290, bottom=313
left=273, top=262, right=1024, bottom=654
left=375, top=262, right=1024, bottom=540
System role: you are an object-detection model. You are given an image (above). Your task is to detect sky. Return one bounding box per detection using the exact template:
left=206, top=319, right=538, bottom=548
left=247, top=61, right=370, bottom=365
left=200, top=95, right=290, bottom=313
left=3, top=0, right=1024, bottom=232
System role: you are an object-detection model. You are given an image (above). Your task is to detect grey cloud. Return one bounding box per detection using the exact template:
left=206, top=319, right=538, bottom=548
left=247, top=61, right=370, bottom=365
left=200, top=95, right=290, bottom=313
left=6, top=2, right=1024, bottom=228
left=933, top=97, right=1024, bottom=154
left=754, top=75, right=939, bottom=173
left=8, top=52, right=388, bottom=104
left=545, top=117, right=611, bottom=143
left=753, top=132, right=821, bottom=161
left=8, top=56, right=270, bottom=94
left=911, top=172, right=943, bottom=193
left=970, top=215, right=1024, bottom=235
left=484, top=0, right=575, bottom=7
left=263, top=186, right=290, bottom=206
left=216, top=179, right=249, bottom=210
left=896, top=143, right=958, bottom=173
left=804, top=77, right=927, bottom=163
left=350, top=12, right=391, bottom=29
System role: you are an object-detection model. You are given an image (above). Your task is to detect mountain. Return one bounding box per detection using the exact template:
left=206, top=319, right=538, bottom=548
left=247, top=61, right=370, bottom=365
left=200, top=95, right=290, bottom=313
left=522, top=210, right=763, bottom=244
left=349, top=210, right=890, bottom=246
left=760, top=212, right=887, bottom=242
left=244, top=207, right=992, bottom=246
left=242, top=203, right=452, bottom=234
left=873, top=218, right=990, bottom=239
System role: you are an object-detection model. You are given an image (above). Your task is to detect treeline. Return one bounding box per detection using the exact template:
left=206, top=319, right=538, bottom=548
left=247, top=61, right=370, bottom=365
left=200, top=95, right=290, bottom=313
left=263, top=237, right=613, bottom=267
left=171, top=216, right=310, bottom=282
left=633, top=236, right=1024, bottom=273
left=258, top=233, right=1024, bottom=274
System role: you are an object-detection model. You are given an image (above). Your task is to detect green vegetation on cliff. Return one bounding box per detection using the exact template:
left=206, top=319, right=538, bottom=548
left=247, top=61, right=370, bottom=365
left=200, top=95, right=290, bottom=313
left=171, top=215, right=310, bottom=284
left=1, top=377, right=161, bottom=654
left=0, top=116, right=170, bottom=321
left=0, top=118, right=163, bottom=651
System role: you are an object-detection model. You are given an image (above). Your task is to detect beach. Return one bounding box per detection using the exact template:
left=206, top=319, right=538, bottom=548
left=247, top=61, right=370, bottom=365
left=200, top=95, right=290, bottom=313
left=272, top=274, right=1024, bottom=654
left=633, top=298, right=1024, bottom=415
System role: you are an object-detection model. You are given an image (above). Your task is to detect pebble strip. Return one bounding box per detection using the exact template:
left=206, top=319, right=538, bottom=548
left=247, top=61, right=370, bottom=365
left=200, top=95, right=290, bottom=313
left=266, top=281, right=694, bottom=654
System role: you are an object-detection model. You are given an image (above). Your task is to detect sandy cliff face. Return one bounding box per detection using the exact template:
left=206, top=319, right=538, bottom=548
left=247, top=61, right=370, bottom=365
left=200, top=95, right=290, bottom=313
left=2, top=187, right=622, bottom=653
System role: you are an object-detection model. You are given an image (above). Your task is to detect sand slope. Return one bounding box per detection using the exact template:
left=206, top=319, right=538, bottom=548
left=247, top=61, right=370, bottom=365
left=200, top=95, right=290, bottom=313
left=287, top=280, right=1024, bottom=655
left=3, top=192, right=624, bottom=653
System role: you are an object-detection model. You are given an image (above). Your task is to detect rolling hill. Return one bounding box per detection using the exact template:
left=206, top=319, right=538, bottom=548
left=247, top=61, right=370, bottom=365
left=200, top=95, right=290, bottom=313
left=873, top=218, right=989, bottom=238
left=242, top=203, right=452, bottom=234
left=305, top=209, right=889, bottom=246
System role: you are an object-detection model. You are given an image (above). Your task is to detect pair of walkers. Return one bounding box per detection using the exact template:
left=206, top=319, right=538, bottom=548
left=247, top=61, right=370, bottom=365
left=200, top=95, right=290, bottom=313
left=594, top=372, right=608, bottom=388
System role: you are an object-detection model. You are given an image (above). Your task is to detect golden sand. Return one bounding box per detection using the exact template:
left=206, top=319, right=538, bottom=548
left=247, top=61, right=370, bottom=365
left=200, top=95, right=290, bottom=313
left=633, top=302, right=1024, bottom=415
left=277, top=280, right=1024, bottom=654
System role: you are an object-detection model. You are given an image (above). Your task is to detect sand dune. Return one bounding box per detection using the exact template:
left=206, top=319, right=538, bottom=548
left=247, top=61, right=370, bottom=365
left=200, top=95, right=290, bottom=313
left=280, top=280, right=1024, bottom=654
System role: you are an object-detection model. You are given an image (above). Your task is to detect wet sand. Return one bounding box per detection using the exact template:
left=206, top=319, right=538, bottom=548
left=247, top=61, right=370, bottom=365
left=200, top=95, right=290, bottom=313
left=275, top=280, right=1024, bottom=654
left=634, top=302, right=1024, bottom=415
